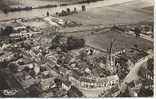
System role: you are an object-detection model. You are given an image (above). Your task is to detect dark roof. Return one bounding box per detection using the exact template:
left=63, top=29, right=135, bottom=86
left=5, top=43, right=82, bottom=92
left=67, top=86, right=83, bottom=97
left=62, top=80, right=71, bottom=87
left=0, top=68, right=27, bottom=97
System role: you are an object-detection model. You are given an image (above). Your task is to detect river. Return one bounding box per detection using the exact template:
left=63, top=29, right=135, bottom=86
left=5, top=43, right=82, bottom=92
left=0, top=0, right=139, bottom=21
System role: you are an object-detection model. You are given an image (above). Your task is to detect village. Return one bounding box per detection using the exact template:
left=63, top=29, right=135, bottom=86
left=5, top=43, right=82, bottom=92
left=0, top=0, right=154, bottom=98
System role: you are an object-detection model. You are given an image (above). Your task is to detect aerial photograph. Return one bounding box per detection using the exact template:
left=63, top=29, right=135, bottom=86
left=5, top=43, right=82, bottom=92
left=0, top=0, right=154, bottom=97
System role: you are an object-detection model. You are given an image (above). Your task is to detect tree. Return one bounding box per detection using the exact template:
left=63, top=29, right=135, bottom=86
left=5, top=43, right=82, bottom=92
left=66, top=8, right=71, bottom=14
left=46, top=11, right=49, bottom=16
left=134, top=27, right=141, bottom=37
left=67, top=86, right=84, bottom=97
left=50, top=34, right=63, bottom=49
left=133, top=44, right=138, bottom=49
left=51, top=86, right=67, bottom=97
left=8, top=63, right=18, bottom=73
left=138, top=79, right=154, bottom=97
left=81, top=5, right=86, bottom=11
left=67, top=36, right=85, bottom=50
left=27, top=83, right=42, bottom=97
left=147, top=58, right=153, bottom=72
left=73, top=8, right=78, bottom=13
left=116, top=54, right=130, bottom=80
left=3, top=26, right=14, bottom=35
left=138, top=58, right=154, bottom=96
left=118, top=83, right=131, bottom=97
left=54, top=78, right=62, bottom=88
left=0, top=72, right=9, bottom=91
left=79, top=50, right=87, bottom=60
left=21, top=42, right=31, bottom=50
left=0, top=60, right=8, bottom=69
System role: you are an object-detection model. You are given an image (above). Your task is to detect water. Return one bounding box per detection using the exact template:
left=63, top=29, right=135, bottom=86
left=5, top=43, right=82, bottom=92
left=0, top=0, right=152, bottom=21
left=1, top=0, right=100, bottom=20
left=0, top=4, right=83, bottom=20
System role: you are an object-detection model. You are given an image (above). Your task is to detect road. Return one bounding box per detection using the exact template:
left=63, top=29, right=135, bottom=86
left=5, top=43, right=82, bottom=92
left=75, top=49, right=148, bottom=97
left=120, top=50, right=153, bottom=92
left=127, top=31, right=153, bottom=42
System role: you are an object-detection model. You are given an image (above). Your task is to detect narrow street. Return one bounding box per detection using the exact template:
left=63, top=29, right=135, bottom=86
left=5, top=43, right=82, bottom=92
left=120, top=50, right=153, bottom=92
left=127, top=32, right=153, bottom=42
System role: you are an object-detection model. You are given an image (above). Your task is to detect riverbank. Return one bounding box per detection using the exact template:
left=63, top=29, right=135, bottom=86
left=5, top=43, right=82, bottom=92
left=0, top=0, right=103, bottom=13
left=61, top=0, right=153, bottom=26
left=0, top=0, right=153, bottom=21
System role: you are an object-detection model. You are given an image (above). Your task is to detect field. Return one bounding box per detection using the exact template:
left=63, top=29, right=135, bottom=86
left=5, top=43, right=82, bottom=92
left=62, top=0, right=153, bottom=26
left=85, top=30, right=153, bottom=53
left=62, top=26, right=153, bottom=53
left=0, top=0, right=154, bottom=53
left=60, top=0, right=153, bottom=53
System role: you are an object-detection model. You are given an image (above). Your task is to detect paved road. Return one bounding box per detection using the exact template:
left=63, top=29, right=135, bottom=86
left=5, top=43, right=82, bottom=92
left=120, top=50, right=153, bottom=92
left=127, top=32, right=153, bottom=42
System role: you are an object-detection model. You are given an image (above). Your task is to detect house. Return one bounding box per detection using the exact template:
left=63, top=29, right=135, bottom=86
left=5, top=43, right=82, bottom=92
left=14, top=26, right=26, bottom=32
left=40, top=78, right=55, bottom=91
left=62, top=80, right=72, bottom=91
left=69, top=74, right=119, bottom=89
left=9, top=32, right=41, bottom=38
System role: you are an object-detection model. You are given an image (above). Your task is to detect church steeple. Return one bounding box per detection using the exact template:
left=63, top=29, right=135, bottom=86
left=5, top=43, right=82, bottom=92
left=106, top=39, right=116, bottom=74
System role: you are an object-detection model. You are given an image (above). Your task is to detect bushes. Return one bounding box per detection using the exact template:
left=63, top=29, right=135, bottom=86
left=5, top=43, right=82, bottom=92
left=51, top=35, right=85, bottom=51
left=147, top=58, right=153, bottom=72
left=116, top=54, right=130, bottom=80
left=8, top=63, right=18, bottom=73
left=67, top=36, right=85, bottom=50
left=0, top=26, right=14, bottom=36
left=134, top=27, right=141, bottom=37
left=67, top=86, right=84, bottom=97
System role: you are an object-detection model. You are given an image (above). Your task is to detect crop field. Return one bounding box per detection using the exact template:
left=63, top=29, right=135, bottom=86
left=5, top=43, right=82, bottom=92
left=62, top=0, right=153, bottom=26
left=85, top=30, right=153, bottom=53
left=60, top=0, right=153, bottom=53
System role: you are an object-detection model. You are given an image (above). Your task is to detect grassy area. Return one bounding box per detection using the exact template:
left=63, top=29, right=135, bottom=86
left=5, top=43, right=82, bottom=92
left=142, top=6, right=154, bottom=12
left=85, top=30, right=153, bottom=53
left=62, top=27, right=153, bottom=53
left=62, top=8, right=153, bottom=26
left=60, top=0, right=153, bottom=53
left=62, top=0, right=153, bottom=26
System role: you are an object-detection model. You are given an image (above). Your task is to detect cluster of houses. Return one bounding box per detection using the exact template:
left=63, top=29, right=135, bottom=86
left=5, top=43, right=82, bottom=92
left=111, top=23, right=153, bottom=38
left=69, top=74, right=119, bottom=88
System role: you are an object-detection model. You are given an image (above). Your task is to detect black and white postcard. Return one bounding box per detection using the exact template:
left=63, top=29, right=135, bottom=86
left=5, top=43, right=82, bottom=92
left=0, top=0, right=154, bottom=98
